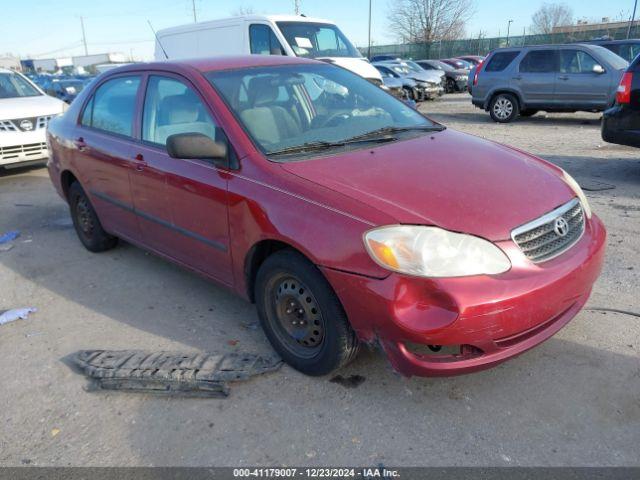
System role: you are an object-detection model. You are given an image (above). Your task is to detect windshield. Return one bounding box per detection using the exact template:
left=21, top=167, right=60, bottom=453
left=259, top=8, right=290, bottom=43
left=592, top=45, right=629, bottom=70
left=207, top=64, right=435, bottom=158
left=404, top=61, right=424, bottom=73
left=276, top=22, right=361, bottom=59
left=0, top=72, right=41, bottom=99
left=434, top=61, right=454, bottom=71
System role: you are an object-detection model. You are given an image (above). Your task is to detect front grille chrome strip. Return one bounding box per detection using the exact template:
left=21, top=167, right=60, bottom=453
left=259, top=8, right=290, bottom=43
left=511, top=198, right=585, bottom=263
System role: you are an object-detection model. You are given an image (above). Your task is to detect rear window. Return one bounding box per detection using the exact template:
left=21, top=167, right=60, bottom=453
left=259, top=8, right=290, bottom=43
left=485, top=51, right=519, bottom=72
left=519, top=50, right=558, bottom=73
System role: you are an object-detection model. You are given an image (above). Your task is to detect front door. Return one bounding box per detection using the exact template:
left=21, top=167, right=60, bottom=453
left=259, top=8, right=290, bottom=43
left=556, top=49, right=611, bottom=109
left=75, top=74, right=142, bottom=239
left=515, top=49, right=558, bottom=107
left=129, top=74, right=233, bottom=285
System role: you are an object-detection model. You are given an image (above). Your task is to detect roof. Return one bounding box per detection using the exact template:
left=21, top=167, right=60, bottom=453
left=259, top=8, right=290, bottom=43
left=157, top=14, right=334, bottom=37
left=100, top=55, right=322, bottom=75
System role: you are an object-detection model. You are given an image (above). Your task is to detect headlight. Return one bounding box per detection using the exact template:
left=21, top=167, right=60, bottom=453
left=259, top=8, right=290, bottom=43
left=364, top=226, right=511, bottom=277
left=562, top=170, right=592, bottom=219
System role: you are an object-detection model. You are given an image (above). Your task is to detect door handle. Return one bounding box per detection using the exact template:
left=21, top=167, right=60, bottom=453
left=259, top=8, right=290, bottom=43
left=512, top=75, right=522, bottom=80
left=558, top=75, right=569, bottom=81
left=74, top=137, right=86, bottom=151
left=133, top=153, right=147, bottom=171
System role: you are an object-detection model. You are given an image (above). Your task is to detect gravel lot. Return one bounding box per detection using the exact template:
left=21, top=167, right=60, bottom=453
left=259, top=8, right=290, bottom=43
left=0, top=94, right=638, bottom=467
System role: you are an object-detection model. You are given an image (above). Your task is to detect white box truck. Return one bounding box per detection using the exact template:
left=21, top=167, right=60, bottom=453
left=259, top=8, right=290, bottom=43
left=154, top=14, right=383, bottom=85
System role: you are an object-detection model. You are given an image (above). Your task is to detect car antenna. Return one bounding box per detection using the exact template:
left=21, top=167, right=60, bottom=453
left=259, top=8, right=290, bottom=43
left=148, top=20, right=169, bottom=59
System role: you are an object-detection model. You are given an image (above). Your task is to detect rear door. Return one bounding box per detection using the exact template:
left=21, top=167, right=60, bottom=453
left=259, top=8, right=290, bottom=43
left=556, top=49, right=611, bottom=109
left=130, top=72, right=233, bottom=285
left=515, top=49, right=558, bottom=106
left=75, top=74, right=142, bottom=239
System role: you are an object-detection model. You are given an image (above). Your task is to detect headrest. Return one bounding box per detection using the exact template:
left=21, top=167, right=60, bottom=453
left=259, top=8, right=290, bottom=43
left=158, top=94, right=199, bottom=125
left=247, top=76, right=280, bottom=107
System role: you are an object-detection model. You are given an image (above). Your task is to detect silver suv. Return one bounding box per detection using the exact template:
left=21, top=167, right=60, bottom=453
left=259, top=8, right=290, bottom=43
left=471, top=44, right=628, bottom=122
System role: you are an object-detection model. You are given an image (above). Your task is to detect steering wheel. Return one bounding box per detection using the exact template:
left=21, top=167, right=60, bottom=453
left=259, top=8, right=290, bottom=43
left=318, top=111, right=352, bottom=128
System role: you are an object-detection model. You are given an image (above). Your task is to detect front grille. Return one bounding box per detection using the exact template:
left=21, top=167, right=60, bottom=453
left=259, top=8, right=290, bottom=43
left=0, top=115, right=55, bottom=132
left=0, top=142, right=47, bottom=161
left=512, top=198, right=585, bottom=263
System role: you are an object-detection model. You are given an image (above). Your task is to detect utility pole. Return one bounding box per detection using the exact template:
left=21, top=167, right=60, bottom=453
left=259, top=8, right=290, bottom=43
left=506, top=20, right=513, bottom=46
left=294, top=0, right=300, bottom=15
left=80, top=16, right=88, bottom=56
left=367, top=0, right=372, bottom=59
left=192, top=0, right=197, bottom=23
left=628, top=0, right=638, bottom=38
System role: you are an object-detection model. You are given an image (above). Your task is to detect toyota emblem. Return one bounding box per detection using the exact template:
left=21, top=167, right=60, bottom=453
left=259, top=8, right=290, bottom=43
left=19, top=119, right=33, bottom=131
left=554, top=217, right=569, bottom=237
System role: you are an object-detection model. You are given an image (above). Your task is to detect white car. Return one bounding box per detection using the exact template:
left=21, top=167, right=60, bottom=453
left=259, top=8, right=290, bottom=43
left=0, top=68, right=67, bottom=169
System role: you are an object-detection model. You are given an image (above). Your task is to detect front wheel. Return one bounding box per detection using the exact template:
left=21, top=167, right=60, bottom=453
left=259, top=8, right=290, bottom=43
left=489, top=93, right=519, bottom=123
left=255, top=250, right=359, bottom=376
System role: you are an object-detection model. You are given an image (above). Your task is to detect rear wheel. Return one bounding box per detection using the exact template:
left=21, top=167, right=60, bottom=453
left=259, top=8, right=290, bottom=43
left=68, top=182, right=118, bottom=252
left=255, top=249, right=359, bottom=376
left=489, top=93, right=519, bottom=123
left=446, top=78, right=456, bottom=93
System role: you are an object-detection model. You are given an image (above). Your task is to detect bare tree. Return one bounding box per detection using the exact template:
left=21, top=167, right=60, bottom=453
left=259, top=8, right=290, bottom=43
left=531, top=3, right=573, bottom=34
left=388, top=0, right=475, bottom=43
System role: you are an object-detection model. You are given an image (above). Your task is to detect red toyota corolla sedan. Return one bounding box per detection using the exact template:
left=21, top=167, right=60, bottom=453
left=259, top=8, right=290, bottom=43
left=46, top=56, right=606, bottom=377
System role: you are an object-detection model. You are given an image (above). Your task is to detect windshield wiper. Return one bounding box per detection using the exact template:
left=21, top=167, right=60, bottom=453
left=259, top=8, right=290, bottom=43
left=268, top=136, right=396, bottom=156
left=341, top=124, right=445, bottom=143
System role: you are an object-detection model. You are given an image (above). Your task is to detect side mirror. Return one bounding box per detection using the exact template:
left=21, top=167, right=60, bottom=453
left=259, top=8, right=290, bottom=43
left=593, top=64, right=605, bottom=74
left=166, top=133, right=228, bottom=165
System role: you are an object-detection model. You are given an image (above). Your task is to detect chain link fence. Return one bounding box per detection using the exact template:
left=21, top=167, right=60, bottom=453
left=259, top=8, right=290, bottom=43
left=362, top=25, right=638, bottom=59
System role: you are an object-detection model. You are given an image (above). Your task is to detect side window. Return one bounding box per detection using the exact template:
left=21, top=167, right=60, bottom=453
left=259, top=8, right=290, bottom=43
left=484, top=51, right=519, bottom=72
left=519, top=50, right=557, bottom=73
left=618, top=44, right=640, bottom=62
left=80, top=96, right=94, bottom=126
left=559, top=50, right=598, bottom=73
left=249, top=24, right=284, bottom=55
left=81, top=76, right=140, bottom=136
left=142, top=75, right=217, bottom=147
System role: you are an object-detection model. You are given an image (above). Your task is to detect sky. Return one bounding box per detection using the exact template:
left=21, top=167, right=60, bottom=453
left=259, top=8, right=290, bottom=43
left=0, top=0, right=637, bottom=60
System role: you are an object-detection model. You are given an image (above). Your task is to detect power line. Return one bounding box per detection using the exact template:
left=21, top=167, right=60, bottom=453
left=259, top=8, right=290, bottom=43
left=80, top=16, right=88, bottom=55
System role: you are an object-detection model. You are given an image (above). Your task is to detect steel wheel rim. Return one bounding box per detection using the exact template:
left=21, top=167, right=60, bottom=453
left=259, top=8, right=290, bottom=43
left=493, top=97, right=513, bottom=119
left=76, top=197, right=94, bottom=236
left=268, top=274, right=324, bottom=358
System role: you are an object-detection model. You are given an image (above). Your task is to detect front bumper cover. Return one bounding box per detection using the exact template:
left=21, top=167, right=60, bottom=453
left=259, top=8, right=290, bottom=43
left=320, top=215, right=606, bottom=377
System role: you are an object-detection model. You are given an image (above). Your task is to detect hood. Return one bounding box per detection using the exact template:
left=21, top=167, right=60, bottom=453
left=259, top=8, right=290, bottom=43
left=0, top=95, right=65, bottom=120
left=281, top=129, right=574, bottom=241
left=451, top=69, right=468, bottom=77
left=409, top=70, right=443, bottom=83
left=382, top=77, right=403, bottom=89
left=324, top=57, right=383, bottom=82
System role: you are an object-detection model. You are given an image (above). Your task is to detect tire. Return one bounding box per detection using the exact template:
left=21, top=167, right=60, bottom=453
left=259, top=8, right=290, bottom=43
left=520, top=109, right=539, bottom=117
left=255, top=249, right=359, bottom=376
left=446, top=78, right=456, bottom=93
left=68, top=181, right=118, bottom=252
left=489, top=93, right=519, bottom=123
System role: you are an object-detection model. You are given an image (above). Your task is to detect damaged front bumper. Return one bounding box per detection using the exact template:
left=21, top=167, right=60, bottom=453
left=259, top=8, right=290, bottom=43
left=320, top=215, right=606, bottom=377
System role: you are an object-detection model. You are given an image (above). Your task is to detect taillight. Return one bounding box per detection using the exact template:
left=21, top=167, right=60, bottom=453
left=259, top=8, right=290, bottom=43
left=473, top=59, right=484, bottom=86
left=616, top=72, right=633, bottom=104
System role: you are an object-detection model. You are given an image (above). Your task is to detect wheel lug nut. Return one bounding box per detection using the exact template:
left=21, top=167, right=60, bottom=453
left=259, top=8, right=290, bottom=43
left=298, top=309, right=304, bottom=314
left=286, top=309, right=292, bottom=314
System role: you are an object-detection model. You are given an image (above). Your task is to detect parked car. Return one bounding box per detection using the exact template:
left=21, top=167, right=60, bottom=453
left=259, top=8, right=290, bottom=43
left=374, top=63, right=423, bottom=101
left=155, top=14, right=383, bottom=85
left=602, top=55, right=640, bottom=147
left=0, top=68, right=67, bottom=169
left=587, top=39, right=640, bottom=63
left=416, top=59, right=468, bottom=93
left=47, top=56, right=605, bottom=377
left=471, top=44, right=628, bottom=122
left=370, top=55, right=401, bottom=63
left=457, top=55, right=484, bottom=66
left=373, top=61, right=444, bottom=101
left=47, top=78, right=86, bottom=103
left=441, top=58, right=473, bottom=70
left=378, top=73, right=408, bottom=101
